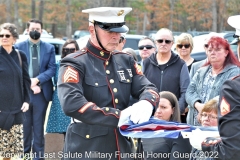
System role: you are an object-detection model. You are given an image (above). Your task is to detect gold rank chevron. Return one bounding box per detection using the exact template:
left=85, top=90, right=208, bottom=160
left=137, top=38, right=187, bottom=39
left=63, top=66, right=79, bottom=83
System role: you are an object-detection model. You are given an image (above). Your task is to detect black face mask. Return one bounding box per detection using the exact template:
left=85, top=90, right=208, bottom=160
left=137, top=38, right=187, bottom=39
left=29, top=30, right=41, bottom=40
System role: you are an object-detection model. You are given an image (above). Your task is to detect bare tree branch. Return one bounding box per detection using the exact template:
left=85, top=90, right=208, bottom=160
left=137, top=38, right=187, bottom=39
left=6, top=0, right=11, bottom=22
left=32, top=0, right=36, bottom=18
left=14, top=0, right=19, bottom=29
left=66, top=0, right=72, bottom=38
left=39, top=0, right=44, bottom=21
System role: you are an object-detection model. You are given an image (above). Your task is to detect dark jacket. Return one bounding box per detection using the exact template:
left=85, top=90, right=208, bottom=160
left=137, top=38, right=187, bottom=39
left=0, top=46, right=31, bottom=130
left=15, top=40, right=56, bottom=101
left=202, top=75, right=240, bottom=160
left=57, top=41, right=159, bottom=160
left=142, top=136, right=192, bottom=160
left=143, top=52, right=190, bottom=114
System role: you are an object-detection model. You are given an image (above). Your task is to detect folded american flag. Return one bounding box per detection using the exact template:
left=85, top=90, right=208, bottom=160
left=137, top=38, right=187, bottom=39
left=119, top=117, right=218, bottom=139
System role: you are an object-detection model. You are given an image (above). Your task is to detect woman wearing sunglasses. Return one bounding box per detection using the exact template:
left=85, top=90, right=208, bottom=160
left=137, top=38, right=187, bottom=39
left=176, top=33, right=198, bottom=72
left=46, top=39, right=79, bottom=137
left=0, top=23, right=31, bottom=160
left=175, top=33, right=198, bottom=123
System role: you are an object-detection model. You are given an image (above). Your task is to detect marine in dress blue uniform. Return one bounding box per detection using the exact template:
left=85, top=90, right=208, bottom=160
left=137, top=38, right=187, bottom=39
left=57, top=7, right=159, bottom=160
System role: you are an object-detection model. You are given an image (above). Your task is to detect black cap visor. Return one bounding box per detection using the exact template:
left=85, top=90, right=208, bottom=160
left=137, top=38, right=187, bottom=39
left=95, top=21, right=129, bottom=33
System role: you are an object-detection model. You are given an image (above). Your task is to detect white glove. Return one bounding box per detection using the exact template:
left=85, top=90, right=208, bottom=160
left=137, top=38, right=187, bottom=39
left=189, top=129, right=207, bottom=150
left=118, top=100, right=153, bottom=127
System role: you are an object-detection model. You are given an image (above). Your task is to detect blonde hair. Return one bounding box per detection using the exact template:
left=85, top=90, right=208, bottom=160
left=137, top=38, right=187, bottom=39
left=176, top=33, right=194, bottom=52
left=198, top=98, right=218, bottom=124
left=201, top=99, right=218, bottom=114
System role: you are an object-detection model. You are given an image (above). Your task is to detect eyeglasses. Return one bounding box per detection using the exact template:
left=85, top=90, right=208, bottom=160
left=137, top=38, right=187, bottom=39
left=156, top=39, right=172, bottom=44
left=138, top=45, right=154, bottom=50
left=119, top=37, right=124, bottom=43
left=0, top=34, right=11, bottom=38
left=177, top=44, right=191, bottom=49
left=63, top=48, right=76, bottom=53
left=201, top=113, right=218, bottom=120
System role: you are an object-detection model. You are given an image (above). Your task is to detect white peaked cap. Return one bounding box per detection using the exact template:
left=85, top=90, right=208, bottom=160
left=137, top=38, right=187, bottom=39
left=227, top=15, right=240, bottom=36
left=82, top=7, right=132, bottom=23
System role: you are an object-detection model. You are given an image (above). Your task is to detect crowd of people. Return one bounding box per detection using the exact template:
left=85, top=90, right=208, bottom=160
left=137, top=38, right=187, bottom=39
left=0, top=6, right=240, bottom=160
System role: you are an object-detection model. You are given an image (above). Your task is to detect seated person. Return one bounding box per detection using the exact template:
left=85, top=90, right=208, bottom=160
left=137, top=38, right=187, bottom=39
left=140, top=91, right=192, bottom=160
left=190, top=98, right=218, bottom=160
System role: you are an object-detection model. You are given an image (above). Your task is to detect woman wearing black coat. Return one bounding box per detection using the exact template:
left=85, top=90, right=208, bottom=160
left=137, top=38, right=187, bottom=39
left=0, top=23, right=31, bottom=160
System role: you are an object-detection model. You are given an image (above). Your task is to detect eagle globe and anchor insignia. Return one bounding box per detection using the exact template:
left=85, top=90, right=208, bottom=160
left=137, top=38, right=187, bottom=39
left=117, top=10, right=124, bottom=16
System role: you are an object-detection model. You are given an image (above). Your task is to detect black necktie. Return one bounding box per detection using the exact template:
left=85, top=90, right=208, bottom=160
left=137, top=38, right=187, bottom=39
left=32, top=44, right=39, bottom=77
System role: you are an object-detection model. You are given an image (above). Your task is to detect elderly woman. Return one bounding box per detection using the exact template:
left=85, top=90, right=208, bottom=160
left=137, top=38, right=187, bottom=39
left=176, top=33, right=198, bottom=71
left=190, top=98, right=218, bottom=160
left=141, top=91, right=192, bottom=160
left=198, top=98, right=218, bottom=127
left=0, top=23, right=31, bottom=160
left=186, top=36, right=240, bottom=126
left=176, top=33, right=197, bottom=123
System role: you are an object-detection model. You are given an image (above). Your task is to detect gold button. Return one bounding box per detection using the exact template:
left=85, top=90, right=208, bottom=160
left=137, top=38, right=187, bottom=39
left=95, top=83, right=98, bottom=86
left=115, top=111, right=118, bottom=114
left=113, top=88, right=117, bottom=92
left=106, top=107, right=109, bottom=111
left=86, top=135, right=90, bottom=138
left=151, top=99, right=154, bottom=102
left=115, top=98, right=118, bottom=103
left=105, top=61, right=109, bottom=65
left=110, top=79, right=114, bottom=84
left=100, top=51, right=104, bottom=56
left=153, top=96, right=155, bottom=98
left=127, top=79, right=130, bottom=82
left=106, top=70, right=110, bottom=74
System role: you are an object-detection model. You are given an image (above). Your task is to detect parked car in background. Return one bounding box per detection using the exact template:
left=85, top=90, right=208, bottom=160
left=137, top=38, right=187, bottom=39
left=124, top=34, right=145, bottom=50
left=76, top=35, right=90, bottom=49
left=19, top=29, right=53, bottom=39
left=73, top=30, right=90, bottom=40
left=41, top=38, right=66, bottom=62
left=16, top=37, right=65, bottom=62
left=190, top=32, right=237, bottom=61
left=123, top=34, right=145, bottom=62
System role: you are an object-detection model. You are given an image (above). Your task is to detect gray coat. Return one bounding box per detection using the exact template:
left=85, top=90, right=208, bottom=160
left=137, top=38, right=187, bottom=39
left=189, top=59, right=206, bottom=79
left=186, top=63, right=240, bottom=125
